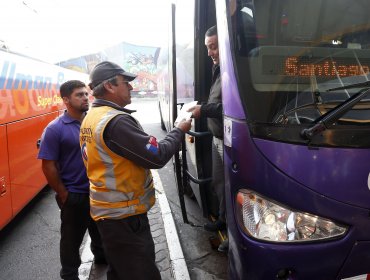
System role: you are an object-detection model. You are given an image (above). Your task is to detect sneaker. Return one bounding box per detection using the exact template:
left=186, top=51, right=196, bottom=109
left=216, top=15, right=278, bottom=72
left=218, top=238, right=229, bottom=253
left=203, top=219, right=226, bottom=232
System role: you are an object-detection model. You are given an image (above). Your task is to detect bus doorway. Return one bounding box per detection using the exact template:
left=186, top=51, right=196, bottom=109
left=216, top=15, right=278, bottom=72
left=157, top=0, right=221, bottom=222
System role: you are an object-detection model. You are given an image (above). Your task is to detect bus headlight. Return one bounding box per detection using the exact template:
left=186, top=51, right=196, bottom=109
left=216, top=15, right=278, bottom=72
left=236, top=189, right=347, bottom=242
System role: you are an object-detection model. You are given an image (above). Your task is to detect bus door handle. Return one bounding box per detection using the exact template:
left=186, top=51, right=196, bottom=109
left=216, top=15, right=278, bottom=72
left=0, top=176, right=6, bottom=197
left=185, top=130, right=213, bottom=185
left=185, top=170, right=212, bottom=185
left=186, top=130, right=212, bottom=143
left=187, top=130, right=212, bottom=138
left=36, top=138, right=41, bottom=149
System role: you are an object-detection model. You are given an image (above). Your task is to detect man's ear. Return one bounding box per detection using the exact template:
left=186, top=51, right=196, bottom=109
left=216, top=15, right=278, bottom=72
left=103, top=81, right=115, bottom=93
left=62, top=96, right=69, bottom=105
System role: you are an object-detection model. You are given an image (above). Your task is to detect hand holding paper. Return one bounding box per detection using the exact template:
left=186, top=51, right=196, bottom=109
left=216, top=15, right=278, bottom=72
left=175, top=118, right=192, bottom=133
left=175, top=101, right=198, bottom=124
left=174, top=101, right=197, bottom=133
left=187, top=104, right=201, bottom=119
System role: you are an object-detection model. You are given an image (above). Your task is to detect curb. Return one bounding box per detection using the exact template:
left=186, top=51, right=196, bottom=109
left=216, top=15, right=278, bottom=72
left=152, top=170, right=190, bottom=280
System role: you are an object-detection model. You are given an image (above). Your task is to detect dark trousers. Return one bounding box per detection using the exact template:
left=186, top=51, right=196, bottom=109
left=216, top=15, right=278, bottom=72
left=96, top=213, right=161, bottom=280
left=212, top=137, right=226, bottom=222
left=59, top=192, right=105, bottom=280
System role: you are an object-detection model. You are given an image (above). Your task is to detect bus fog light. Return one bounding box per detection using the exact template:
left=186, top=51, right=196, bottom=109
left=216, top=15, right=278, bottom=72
left=236, top=190, right=347, bottom=242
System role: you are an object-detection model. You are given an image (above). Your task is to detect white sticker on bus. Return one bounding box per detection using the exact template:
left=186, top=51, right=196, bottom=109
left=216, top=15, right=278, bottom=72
left=224, top=118, right=232, bottom=148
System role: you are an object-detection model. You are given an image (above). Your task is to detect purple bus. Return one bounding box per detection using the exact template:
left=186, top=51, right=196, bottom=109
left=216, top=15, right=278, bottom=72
left=158, top=0, right=370, bottom=279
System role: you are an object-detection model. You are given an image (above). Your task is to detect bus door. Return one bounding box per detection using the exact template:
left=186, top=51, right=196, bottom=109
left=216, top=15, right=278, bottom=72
left=7, top=112, right=58, bottom=217
left=172, top=0, right=220, bottom=220
left=0, top=125, right=11, bottom=229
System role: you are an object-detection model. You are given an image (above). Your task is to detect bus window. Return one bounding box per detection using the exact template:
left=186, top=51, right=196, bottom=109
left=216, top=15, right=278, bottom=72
left=232, top=0, right=370, bottom=147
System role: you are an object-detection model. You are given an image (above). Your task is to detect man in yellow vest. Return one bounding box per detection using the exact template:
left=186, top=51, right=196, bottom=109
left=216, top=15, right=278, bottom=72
left=80, top=61, right=191, bottom=280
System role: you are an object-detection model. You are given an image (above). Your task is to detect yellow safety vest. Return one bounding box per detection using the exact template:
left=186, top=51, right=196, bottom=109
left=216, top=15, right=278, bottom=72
left=80, top=105, right=155, bottom=221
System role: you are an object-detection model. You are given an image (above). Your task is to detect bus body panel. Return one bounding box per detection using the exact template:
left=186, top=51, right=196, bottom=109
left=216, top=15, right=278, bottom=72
left=0, top=125, right=12, bottom=229
left=254, top=139, right=370, bottom=209
left=0, top=87, right=63, bottom=124
left=339, top=241, right=370, bottom=278
left=216, top=0, right=370, bottom=278
left=0, top=51, right=88, bottom=124
left=225, top=120, right=370, bottom=279
left=0, top=50, right=88, bottom=230
left=7, top=112, right=58, bottom=217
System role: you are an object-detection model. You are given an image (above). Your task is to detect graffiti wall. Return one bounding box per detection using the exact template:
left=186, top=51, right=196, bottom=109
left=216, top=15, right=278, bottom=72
left=58, top=42, right=160, bottom=96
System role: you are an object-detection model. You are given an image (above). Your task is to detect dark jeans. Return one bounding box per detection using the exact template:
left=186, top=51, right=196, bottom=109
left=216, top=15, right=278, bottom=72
left=58, top=192, right=105, bottom=280
left=96, top=213, right=161, bottom=280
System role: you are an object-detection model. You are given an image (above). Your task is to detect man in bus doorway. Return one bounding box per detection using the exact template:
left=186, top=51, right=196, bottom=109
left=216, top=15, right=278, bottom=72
left=38, top=80, right=106, bottom=280
left=187, top=25, right=228, bottom=252
left=80, top=61, right=192, bottom=280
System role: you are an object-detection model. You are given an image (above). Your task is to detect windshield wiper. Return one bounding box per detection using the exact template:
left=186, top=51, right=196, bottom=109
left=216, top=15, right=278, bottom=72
left=301, top=82, right=370, bottom=140
left=327, top=80, right=370, bottom=91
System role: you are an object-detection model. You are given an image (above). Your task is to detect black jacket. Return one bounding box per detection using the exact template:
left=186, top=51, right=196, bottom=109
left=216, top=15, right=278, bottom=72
left=200, top=65, right=223, bottom=139
left=91, top=99, right=184, bottom=169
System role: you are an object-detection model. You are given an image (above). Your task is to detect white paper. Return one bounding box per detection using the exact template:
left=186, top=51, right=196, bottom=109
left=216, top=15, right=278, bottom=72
left=175, top=101, right=198, bottom=124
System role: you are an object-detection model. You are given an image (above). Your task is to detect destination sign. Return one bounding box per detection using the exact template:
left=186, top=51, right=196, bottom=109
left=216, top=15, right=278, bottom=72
left=263, top=56, right=370, bottom=78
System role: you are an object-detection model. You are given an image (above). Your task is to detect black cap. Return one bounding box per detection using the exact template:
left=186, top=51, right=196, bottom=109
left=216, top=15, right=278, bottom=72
left=89, top=61, right=137, bottom=89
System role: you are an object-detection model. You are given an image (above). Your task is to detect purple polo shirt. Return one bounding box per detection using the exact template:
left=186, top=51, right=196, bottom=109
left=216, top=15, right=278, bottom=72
left=38, top=111, right=89, bottom=193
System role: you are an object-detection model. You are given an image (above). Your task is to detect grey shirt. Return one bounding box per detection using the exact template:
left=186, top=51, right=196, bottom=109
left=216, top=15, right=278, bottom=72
left=200, top=64, right=223, bottom=139
left=92, top=99, right=184, bottom=169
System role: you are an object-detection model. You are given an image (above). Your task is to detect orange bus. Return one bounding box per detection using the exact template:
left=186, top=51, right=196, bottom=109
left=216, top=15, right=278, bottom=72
left=0, top=49, right=88, bottom=230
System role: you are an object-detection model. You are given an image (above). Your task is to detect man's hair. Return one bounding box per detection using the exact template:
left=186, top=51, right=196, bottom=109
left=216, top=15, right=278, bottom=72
left=205, top=25, right=217, bottom=37
left=60, top=80, right=86, bottom=98
left=92, top=76, right=118, bottom=98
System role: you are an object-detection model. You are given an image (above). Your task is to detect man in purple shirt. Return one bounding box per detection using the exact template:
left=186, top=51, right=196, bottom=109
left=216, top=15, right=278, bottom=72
left=38, top=80, right=105, bottom=280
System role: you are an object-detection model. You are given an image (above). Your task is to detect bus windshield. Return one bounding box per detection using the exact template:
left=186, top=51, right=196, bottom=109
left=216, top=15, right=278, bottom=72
left=232, top=0, right=370, bottom=146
